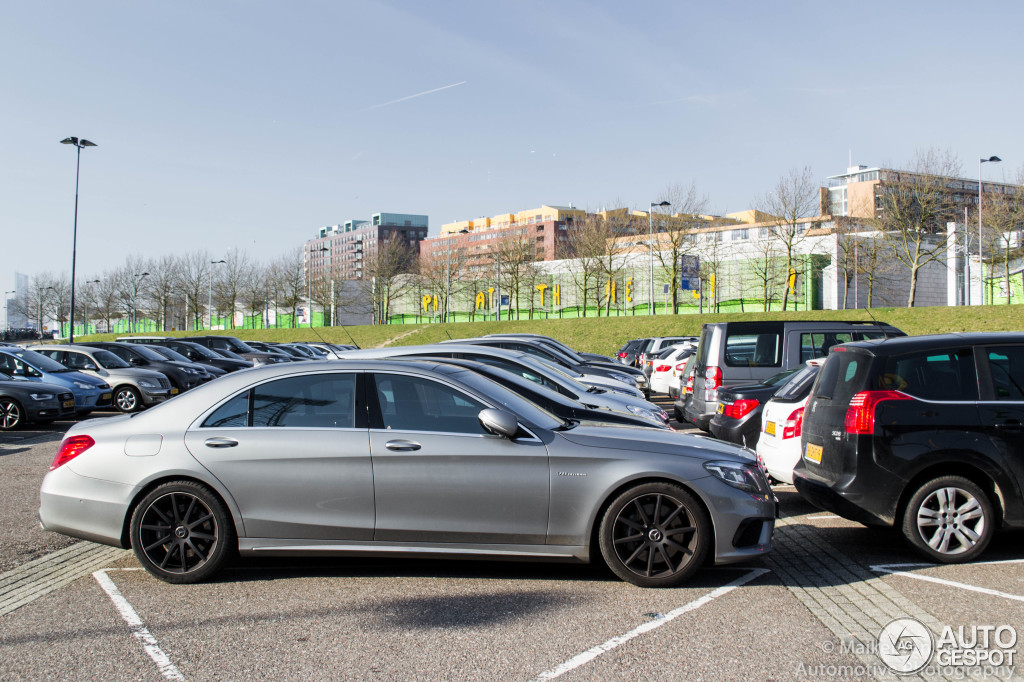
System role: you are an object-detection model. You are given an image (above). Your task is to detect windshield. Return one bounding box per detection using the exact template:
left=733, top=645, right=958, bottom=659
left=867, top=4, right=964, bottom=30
left=126, top=344, right=171, bottom=362
left=6, top=349, right=70, bottom=373
left=173, top=342, right=220, bottom=360
left=149, top=346, right=191, bottom=363
left=92, top=349, right=131, bottom=369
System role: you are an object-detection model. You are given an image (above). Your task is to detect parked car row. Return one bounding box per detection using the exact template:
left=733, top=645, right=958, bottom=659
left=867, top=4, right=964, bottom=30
left=666, top=320, right=1024, bottom=568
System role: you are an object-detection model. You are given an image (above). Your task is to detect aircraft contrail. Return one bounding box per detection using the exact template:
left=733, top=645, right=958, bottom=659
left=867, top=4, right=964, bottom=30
left=359, top=81, right=467, bottom=112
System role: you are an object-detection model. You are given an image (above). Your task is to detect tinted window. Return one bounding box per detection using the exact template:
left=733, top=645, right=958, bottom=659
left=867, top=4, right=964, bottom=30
left=800, top=332, right=855, bottom=362
left=123, top=345, right=168, bottom=362
left=92, top=350, right=131, bottom=369
left=7, top=349, right=69, bottom=373
left=986, top=347, right=1024, bottom=401
left=64, top=351, right=98, bottom=370
left=203, top=393, right=250, bottom=427
left=773, top=364, right=822, bottom=401
left=374, top=373, right=487, bottom=434
left=879, top=348, right=976, bottom=401
left=724, top=332, right=781, bottom=368
left=251, top=374, right=357, bottom=428
left=814, top=351, right=870, bottom=404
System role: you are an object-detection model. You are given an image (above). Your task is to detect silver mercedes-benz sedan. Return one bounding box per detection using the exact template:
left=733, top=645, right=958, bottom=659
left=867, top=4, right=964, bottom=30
left=39, top=359, right=776, bottom=587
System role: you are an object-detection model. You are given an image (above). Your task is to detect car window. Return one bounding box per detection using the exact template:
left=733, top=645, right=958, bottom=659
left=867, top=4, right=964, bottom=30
left=800, top=332, right=856, bottom=362
left=246, top=373, right=357, bottom=428
left=64, top=351, right=98, bottom=370
left=814, top=351, right=869, bottom=404
left=373, top=373, right=488, bottom=434
left=724, top=332, right=781, bottom=368
left=773, top=364, right=821, bottom=401
left=102, top=345, right=135, bottom=363
left=985, top=346, right=1024, bottom=401
left=203, top=392, right=250, bottom=427
left=878, top=348, right=977, bottom=401
left=92, top=349, right=131, bottom=369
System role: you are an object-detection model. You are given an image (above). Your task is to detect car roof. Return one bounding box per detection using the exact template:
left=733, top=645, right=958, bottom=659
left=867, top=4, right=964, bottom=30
left=835, top=331, right=1024, bottom=355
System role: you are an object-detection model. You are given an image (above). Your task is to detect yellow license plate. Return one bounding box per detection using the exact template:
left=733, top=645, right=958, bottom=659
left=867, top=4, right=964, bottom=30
left=766, top=421, right=776, bottom=436
left=805, top=443, right=823, bottom=463
left=716, top=403, right=725, bottom=414
left=170, top=388, right=179, bottom=395
left=102, top=392, right=112, bottom=400
left=62, top=400, right=75, bottom=409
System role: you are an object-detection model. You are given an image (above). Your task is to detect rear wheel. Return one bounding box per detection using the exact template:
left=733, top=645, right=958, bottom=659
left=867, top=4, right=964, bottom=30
left=599, top=482, right=710, bottom=587
left=0, top=398, right=23, bottom=431
left=130, top=481, right=235, bottom=583
left=113, top=386, right=143, bottom=413
left=901, top=475, right=994, bottom=563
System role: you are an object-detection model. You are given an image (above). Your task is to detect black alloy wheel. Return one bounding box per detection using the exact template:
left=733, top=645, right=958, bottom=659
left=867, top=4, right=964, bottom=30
left=599, top=482, right=710, bottom=587
left=0, top=398, right=23, bottom=431
left=130, top=481, right=234, bottom=584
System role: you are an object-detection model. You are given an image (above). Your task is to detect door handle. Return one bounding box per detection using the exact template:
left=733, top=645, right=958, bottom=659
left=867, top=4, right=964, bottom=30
left=385, top=440, right=421, bottom=452
left=994, top=421, right=1023, bottom=431
left=204, top=437, right=239, bottom=448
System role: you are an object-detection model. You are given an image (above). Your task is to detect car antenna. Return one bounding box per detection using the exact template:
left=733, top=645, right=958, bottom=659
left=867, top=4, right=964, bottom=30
left=338, top=323, right=360, bottom=349
left=444, top=329, right=453, bottom=340
left=862, top=306, right=890, bottom=339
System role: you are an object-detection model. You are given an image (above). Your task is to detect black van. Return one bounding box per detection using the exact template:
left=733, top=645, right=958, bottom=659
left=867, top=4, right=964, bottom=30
left=794, top=332, right=1024, bottom=564
left=681, top=320, right=902, bottom=431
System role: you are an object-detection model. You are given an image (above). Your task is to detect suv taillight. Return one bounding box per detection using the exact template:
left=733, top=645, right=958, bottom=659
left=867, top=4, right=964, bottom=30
left=51, top=435, right=95, bottom=471
left=844, top=391, right=912, bottom=434
left=704, top=366, right=723, bottom=391
left=723, top=399, right=759, bottom=419
left=617, top=352, right=628, bottom=358
left=685, top=372, right=695, bottom=394
left=782, top=407, right=804, bottom=439
left=655, top=364, right=672, bottom=372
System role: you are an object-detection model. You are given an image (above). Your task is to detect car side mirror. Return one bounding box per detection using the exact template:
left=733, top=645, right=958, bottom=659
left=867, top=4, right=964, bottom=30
left=478, top=408, right=519, bottom=439
left=26, top=367, right=41, bottom=378
left=130, top=357, right=145, bottom=366
left=84, top=362, right=99, bottom=371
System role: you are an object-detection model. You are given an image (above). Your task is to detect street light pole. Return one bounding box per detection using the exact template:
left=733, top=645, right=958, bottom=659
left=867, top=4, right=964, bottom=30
left=60, top=137, right=97, bottom=343
left=209, top=259, right=226, bottom=330
left=649, top=201, right=671, bottom=315
left=978, top=155, right=1001, bottom=305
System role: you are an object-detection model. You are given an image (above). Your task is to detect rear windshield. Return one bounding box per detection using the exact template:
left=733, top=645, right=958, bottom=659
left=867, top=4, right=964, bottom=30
left=773, top=364, right=822, bottom=401
left=813, top=350, right=871, bottom=404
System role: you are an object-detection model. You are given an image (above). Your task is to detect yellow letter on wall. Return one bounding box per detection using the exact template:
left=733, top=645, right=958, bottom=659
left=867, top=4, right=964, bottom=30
left=422, top=295, right=432, bottom=312
left=475, top=292, right=486, bottom=310
left=536, top=284, right=548, bottom=307
left=553, top=285, right=560, bottom=305
left=625, top=277, right=633, bottom=303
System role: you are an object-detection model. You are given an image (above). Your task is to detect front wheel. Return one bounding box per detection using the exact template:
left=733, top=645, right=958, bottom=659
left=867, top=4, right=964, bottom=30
left=901, top=475, right=994, bottom=563
left=0, top=398, right=24, bottom=431
left=599, top=482, right=710, bottom=587
left=114, top=386, right=143, bottom=413
left=130, top=481, right=235, bottom=583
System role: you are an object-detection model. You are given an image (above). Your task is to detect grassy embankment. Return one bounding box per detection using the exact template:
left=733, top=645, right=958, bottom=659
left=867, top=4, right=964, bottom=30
left=81, top=305, right=1024, bottom=356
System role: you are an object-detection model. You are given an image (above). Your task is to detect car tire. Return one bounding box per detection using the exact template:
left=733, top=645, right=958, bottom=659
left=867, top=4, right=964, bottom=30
left=130, top=480, right=235, bottom=584
left=901, top=475, right=994, bottom=564
left=113, top=386, right=143, bottom=413
left=598, top=482, right=710, bottom=587
left=0, top=398, right=24, bottom=431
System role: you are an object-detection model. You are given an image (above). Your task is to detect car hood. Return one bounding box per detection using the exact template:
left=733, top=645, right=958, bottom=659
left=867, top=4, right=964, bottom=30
left=556, top=424, right=755, bottom=462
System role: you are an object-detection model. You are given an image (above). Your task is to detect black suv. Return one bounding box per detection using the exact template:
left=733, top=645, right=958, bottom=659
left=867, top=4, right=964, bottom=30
left=794, top=332, right=1024, bottom=564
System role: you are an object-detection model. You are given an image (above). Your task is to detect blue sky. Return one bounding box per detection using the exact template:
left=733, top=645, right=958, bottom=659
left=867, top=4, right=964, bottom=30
left=2, top=0, right=1021, bottom=291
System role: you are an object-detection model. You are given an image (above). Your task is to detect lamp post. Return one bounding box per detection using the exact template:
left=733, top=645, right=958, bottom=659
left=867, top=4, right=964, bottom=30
left=209, top=259, right=226, bottom=330
left=978, top=156, right=1001, bottom=305
left=60, top=137, right=97, bottom=343
left=649, top=201, right=671, bottom=315
left=83, top=279, right=100, bottom=336
left=132, top=273, right=149, bottom=333
left=3, top=290, right=14, bottom=334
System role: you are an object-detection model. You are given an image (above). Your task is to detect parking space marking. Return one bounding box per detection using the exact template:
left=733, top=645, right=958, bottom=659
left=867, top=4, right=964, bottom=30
left=872, top=560, right=1024, bottom=604
left=93, top=569, right=185, bottom=681
left=530, top=567, right=770, bottom=681
left=807, top=514, right=842, bottom=520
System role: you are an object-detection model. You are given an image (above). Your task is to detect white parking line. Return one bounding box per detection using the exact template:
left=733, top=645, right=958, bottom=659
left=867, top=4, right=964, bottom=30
left=871, top=560, right=1024, bottom=604
left=93, top=569, right=185, bottom=681
left=807, top=514, right=841, bottom=520
left=530, top=567, right=770, bottom=681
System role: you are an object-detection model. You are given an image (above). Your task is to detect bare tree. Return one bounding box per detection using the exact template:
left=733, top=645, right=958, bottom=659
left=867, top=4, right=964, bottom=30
left=240, top=260, right=271, bottom=329
left=419, top=247, right=467, bottom=323
left=566, top=212, right=615, bottom=317
left=875, top=150, right=965, bottom=307
left=176, top=251, right=212, bottom=330
left=758, top=166, right=821, bottom=310
left=494, top=229, right=535, bottom=320
left=652, top=182, right=709, bottom=313
left=360, top=237, right=417, bottom=325
left=748, top=230, right=782, bottom=311
left=217, top=251, right=251, bottom=329
left=145, top=255, right=179, bottom=331
left=274, top=249, right=307, bottom=328
left=981, top=171, right=1024, bottom=304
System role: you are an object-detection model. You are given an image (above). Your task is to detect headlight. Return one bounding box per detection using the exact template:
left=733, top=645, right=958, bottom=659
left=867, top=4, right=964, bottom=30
left=184, top=368, right=201, bottom=376
left=73, top=380, right=94, bottom=390
left=138, top=379, right=159, bottom=389
left=703, top=461, right=771, bottom=494
left=611, top=372, right=633, bottom=384
left=30, top=393, right=55, bottom=401
left=626, top=405, right=659, bottom=420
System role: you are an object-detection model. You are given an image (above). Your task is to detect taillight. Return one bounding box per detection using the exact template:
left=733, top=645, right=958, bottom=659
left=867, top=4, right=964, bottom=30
left=704, top=366, right=723, bottom=391
left=617, top=352, right=628, bottom=358
left=844, top=391, right=912, bottom=434
left=722, top=398, right=759, bottom=419
left=675, top=362, right=687, bottom=372
left=782, top=407, right=805, bottom=439
left=685, top=372, right=695, bottom=394
left=655, top=364, right=672, bottom=372
left=51, top=435, right=95, bottom=471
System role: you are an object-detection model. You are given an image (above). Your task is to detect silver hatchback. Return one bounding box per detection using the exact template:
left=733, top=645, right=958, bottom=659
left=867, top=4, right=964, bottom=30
left=40, top=359, right=775, bottom=586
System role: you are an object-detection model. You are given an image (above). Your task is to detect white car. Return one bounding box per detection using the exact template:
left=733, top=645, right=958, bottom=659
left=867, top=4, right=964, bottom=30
left=755, top=359, right=825, bottom=484
left=650, top=346, right=694, bottom=396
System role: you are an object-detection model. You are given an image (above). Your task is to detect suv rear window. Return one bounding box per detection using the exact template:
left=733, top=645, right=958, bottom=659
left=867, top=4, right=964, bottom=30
left=724, top=332, right=781, bottom=368
left=879, top=348, right=977, bottom=401
left=813, top=350, right=870, bottom=404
